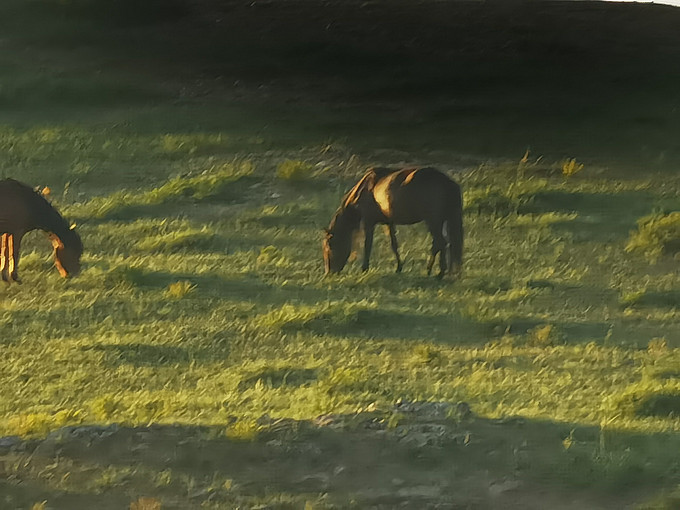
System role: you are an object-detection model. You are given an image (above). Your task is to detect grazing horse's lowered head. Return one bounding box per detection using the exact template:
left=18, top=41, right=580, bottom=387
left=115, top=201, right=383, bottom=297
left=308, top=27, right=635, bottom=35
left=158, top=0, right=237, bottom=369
left=323, top=166, right=463, bottom=279
left=323, top=204, right=362, bottom=274
left=49, top=225, right=83, bottom=278
left=0, top=178, right=83, bottom=282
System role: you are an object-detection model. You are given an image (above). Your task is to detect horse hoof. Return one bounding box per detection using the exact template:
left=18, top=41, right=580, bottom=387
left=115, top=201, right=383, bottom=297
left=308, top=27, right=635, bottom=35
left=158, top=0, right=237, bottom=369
left=395, top=265, right=403, bottom=273
left=11, top=275, right=21, bottom=284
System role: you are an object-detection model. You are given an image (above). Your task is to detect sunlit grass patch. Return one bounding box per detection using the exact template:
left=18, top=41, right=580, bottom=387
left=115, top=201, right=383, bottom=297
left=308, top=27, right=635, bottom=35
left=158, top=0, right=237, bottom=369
left=155, top=132, right=233, bottom=155
left=256, top=245, right=291, bottom=269
left=238, top=363, right=319, bottom=390
left=223, top=418, right=262, bottom=441
left=626, top=211, right=680, bottom=262
left=276, top=159, right=315, bottom=181
left=508, top=211, right=578, bottom=227
left=6, top=409, right=84, bottom=437
left=66, top=160, right=254, bottom=219
left=137, top=226, right=216, bottom=253
left=130, top=498, right=162, bottom=510
left=164, top=280, right=197, bottom=299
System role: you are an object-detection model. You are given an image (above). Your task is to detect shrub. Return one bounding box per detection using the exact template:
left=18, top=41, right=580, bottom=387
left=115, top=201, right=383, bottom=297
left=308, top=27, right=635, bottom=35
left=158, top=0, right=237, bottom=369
left=164, top=280, right=196, bottom=300
left=130, top=498, right=162, bottom=510
left=626, top=212, right=680, bottom=262
left=224, top=419, right=261, bottom=441
left=276, top=159, right=315, bottom=181
left=527, top=324, right=559, bottom=347
left=561, top=158, right=584, bottom=178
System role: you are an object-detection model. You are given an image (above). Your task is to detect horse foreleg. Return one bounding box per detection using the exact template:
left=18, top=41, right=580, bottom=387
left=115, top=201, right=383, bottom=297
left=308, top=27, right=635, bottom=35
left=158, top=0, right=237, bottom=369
left=387, top=224, right=403, bottom=273
left=7, top=234, right=15, bottom=282
left=9, top=234, right=21, bottom=283
left=362, top=223, right=375, bottom=272
left=0, top=234, right=8, bottom=283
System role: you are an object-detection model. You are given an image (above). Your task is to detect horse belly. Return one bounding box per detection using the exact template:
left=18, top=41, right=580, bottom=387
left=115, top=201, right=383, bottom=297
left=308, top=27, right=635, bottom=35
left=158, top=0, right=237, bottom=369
left=0, top=196, right=32, bottom=234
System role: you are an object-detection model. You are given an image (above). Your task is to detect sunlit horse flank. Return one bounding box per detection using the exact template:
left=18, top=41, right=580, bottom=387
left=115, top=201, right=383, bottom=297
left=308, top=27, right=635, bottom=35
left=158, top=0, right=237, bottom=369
left=324, top=167, right=463, bottom=279
left=0, top=178, right=83, bottom=283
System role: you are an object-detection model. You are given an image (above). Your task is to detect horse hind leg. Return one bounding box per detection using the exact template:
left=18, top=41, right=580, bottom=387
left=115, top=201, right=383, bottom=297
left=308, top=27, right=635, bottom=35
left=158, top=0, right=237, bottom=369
left=1, top=234, right=9, bottom=284
left=426, top=223, right=447, bottom=278
left=1, top=234, right=6, bottom=282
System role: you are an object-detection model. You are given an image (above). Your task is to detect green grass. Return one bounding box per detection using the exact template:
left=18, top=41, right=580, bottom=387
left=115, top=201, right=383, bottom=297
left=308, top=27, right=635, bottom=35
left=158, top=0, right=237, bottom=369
left=1, top=141, right=678, bottom=508
left=0, top=0, right=679, bottom=508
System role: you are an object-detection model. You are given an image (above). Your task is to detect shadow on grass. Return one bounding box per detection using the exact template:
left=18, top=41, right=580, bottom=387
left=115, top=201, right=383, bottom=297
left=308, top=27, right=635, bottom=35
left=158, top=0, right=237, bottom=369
left=496, top=316, right=680, bottom=348
left=520, top=190, right=660, bottom=242
left=626, top=290, right=680, bottom=309
left=84, top=342, right=227, bottom=367
left=500, top=318, right=612, bottom=341
left=237, top=367, right=319, bottom=390
left=637, top=394, right=680, bottom=418
left=1, top=411, right=678, bottom=509
left=282, top=307, right=493, bottom=346
left=115, top=269, right=272, bottom=299
left=70, top=174, right=264, bottom=224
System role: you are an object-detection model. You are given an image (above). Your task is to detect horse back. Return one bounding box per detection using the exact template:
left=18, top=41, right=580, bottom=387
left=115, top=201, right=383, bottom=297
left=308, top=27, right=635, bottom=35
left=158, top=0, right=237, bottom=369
left=373, top=167, right=460, bottom=224
left=0, top=179, right=45, bottom=235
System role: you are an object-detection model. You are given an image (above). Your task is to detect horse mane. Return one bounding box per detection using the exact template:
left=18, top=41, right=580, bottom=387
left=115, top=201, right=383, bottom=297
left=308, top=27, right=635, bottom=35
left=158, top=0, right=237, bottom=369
left=341, top=171, right=374, bottom=208
left=341, top=167, right=396, bottom=208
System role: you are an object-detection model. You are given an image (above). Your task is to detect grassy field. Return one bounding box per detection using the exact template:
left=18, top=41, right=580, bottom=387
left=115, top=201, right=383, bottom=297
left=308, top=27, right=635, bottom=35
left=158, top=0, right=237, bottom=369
left=0, top=0, right=680, bottom=508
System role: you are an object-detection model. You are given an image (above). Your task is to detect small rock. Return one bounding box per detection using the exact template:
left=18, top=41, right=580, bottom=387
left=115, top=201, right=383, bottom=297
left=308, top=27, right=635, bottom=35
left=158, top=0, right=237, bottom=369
left=0, top=436, right=21, bottom=449
left=489, top=479, right=521, bottom=497
left=396, top=485, right=441, bottom=498
left=188, top=487, right=214, bottom=500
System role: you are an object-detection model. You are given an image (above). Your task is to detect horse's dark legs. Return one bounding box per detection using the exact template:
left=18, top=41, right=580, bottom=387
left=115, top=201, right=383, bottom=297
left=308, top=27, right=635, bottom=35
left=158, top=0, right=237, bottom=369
left=362, top=223, right=375, bottom=271
left=387, top=224, right=403, bottom=273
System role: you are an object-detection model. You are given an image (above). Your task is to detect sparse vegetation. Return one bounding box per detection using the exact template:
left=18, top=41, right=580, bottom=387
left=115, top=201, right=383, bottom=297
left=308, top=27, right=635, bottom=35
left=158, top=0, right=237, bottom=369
left=626, top=211, right=680, bottom=262
left=276, top=159, right=315, bottom=181
left=0, top=0, right=678, bottom=508
left=561, top=158, right=585, bottom=179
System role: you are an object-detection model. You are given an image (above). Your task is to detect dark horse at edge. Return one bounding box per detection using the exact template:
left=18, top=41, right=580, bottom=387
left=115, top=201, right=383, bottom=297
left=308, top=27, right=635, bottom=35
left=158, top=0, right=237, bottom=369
left=0, top=178, right=83, bottom=283
left=323, top=167, right=463, bottom=278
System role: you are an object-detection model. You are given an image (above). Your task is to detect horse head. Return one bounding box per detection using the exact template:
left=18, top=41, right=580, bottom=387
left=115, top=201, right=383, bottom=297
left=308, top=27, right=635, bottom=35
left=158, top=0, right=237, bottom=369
left=50, top=225, right=83, bottom=278
left=323, top=205, right=361, bottom=274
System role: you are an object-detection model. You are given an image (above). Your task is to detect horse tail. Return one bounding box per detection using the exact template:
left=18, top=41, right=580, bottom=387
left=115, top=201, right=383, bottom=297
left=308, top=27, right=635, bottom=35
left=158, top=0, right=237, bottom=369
left=444, top=182, right=464, bottom=276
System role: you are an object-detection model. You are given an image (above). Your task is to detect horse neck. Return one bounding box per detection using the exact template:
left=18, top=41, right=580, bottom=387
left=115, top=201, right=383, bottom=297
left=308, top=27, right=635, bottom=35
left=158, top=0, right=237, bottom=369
left=32, top=196, right=76, bottom=246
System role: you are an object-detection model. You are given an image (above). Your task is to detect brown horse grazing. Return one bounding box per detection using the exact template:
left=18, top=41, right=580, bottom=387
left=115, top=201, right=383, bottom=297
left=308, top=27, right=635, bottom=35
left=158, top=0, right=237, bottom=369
left=0, top=178, right=83, bottom=283
left=323, top=167, right=463, bottom=278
